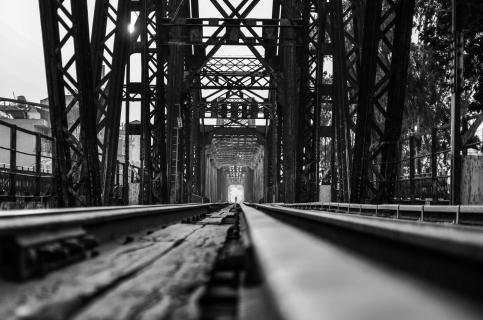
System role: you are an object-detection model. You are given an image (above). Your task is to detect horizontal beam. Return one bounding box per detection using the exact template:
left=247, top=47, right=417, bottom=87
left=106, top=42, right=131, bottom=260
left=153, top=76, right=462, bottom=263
left=158, top=18, right=304, bottom=47
left=192, top=85, right=273, bottom=90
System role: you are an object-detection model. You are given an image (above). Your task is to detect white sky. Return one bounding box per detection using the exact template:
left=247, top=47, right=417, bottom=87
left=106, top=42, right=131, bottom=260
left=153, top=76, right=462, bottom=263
left=0, top=1, right=102, bottom=102
left=0, top=1, right=48, bottom=102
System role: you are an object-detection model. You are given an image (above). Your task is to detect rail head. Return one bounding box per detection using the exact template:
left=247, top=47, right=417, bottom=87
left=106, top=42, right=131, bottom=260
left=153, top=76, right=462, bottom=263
left=249, top=203, right=483, bottom=263
left=241, top=204, right=483, bottom=320
left=0, top=203, right=229, bottom=281
left=0, top=203, right=224, bottom=235
left=278, top=202, right=483, bottom=225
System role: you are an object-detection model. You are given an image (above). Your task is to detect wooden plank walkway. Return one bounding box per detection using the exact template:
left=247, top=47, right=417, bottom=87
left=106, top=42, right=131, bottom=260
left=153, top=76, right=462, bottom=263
left=0, top=208, right=232, bottom=320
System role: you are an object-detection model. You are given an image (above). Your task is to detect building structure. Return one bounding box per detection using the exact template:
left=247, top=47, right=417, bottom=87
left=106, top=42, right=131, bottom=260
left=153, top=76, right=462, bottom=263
left=0, top=96, right=50, bottom=170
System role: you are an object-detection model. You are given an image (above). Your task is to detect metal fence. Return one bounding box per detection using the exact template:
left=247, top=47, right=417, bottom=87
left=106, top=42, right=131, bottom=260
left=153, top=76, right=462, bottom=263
left=282, top=202, right=483, bottom=226
left=0, top=119, right=140, bottom=208
left=0, top=119, right=56, bottom=207
left=394, top=126, right=451, bottom=203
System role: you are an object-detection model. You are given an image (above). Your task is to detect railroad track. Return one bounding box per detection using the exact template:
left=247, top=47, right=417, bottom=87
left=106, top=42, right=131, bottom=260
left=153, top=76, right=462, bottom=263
left=280, top=202, right=483, bottom=225
left=1, top=202, right=483, bottom=319
left=0, top=203, right=229, bottom=280
left=243, top=203, right=483, bottom=320
left=0, top=203, right=238, bottom=319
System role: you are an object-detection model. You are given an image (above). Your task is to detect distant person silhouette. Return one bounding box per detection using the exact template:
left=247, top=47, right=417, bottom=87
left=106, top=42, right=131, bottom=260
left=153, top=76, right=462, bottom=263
left=235, top=196, right=238, bottom=203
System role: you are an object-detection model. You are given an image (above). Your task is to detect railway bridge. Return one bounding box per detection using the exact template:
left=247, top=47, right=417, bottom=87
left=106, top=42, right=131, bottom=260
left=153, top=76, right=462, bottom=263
left=1, top=0, right=483, bottom=319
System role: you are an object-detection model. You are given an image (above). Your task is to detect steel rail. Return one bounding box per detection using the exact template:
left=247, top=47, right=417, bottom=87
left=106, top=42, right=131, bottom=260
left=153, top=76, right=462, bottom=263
left=242, top=203, right=483, bottom=320
left=279, top=202, right=483, bottom=225
left=0, top=203, right=208, bottom=218
left=0, top=203, right=229, bottom=281
left=248, top=203, right=483, bottom=262
left=0, top=203, right=225, bottom=235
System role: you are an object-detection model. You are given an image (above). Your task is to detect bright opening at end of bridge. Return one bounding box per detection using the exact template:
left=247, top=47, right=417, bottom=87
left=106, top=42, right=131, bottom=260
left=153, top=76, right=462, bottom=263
left=228, top=185, right=244, bottom=203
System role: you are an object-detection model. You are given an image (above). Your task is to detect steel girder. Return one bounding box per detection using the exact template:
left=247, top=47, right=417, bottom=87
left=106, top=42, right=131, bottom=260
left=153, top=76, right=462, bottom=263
left=91, top=0, right=131, bottom=205
left=187, top=0, right=204, bottom=202
left=264, top=0, right=282, bottom=203
left=37, top=0, right=417, bottom=206
left=153, top=1, right=169, bottom=204
left=326, top=0, right=352, bottom=202
left=310, top=0, right=363, bottom=203
left=104, top=0, right=172, bottom=204
left=334, top=0, right=366, bottom=201
left=296, top=0, right=353, bottom=203
left=39, top=0, right=102, bottom=207
left=197, top=0, right=280, bottom=201
left=299, top=0, right=326, bottom=203
left=197, top=78, right=271, bottom=91
left=202, top=99, right=272, bottom=120
left=166, top=0, right=190, bottom=203
left=277, top=0, right=303, bottom=203
left=198, top=57, right=271, bottom=90
left=92, top=0, right=169, bottom=204
left=135, top=0, right=169, bottom=204
left=342, top=0, right=364, bottom=129
left=189, top=82, right=202, bottom=202
left=350, top=0, right=416, bottom=203
left=210, top=135, right=262, bottom=169
left=450, top=0, right=464, bottom=205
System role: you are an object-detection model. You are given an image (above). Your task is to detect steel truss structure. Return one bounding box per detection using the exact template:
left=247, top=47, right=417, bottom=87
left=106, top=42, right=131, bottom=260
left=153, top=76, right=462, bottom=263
left=350, top=0, right=416, bottom=203
left=38, top=0, right=462, bottom=206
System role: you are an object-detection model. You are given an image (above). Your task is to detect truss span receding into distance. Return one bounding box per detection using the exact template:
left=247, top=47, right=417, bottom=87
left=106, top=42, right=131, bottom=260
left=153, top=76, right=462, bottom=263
left=34, top=0, right=464, bottom=206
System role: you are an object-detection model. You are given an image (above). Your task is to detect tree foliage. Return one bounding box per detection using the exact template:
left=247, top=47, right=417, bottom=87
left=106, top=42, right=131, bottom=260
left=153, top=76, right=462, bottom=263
left=412, top=0, right=483, bottom=117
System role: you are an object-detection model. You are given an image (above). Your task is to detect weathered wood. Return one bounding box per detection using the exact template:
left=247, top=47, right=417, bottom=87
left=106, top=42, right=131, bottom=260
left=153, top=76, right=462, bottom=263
left=3, top=224, right=201, bottom=320
left=196, top=208, right=234, bottom=225
left=73, top=225, right=230, bottom=320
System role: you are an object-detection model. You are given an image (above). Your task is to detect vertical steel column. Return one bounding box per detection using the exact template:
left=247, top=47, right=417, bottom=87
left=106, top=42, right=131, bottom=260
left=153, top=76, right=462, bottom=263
left=341, top=0, right=364, bottom=191
left=39, top=0, right=71, bottom=207
left=139, top=0, right=153, bottom=204
left=329, top=0, right=352, bottom=201
left=123, top=59, right=131, bottom=204
left=343, top=0, right=363, bottom=134
left=35, top=133, right=42, bottom=199
left=91, top=0, right=108, bottom=87
left=92, top=0, right=135, bottom=204
left=380, top=0, right=416, bottom=203
left=71, top=1, right=102, bottom=206
left=279, top=0, right=302, bottom=203
left=153, top=1, right=169, bottom=203
left=431, top=128, right=438, bottom=201
left=300, top=0, right=322, bottom=202
left=350, top=0, right=415, bottom=203
left=268, top=107, right=281, bottom=202
left=450, top=0, right=463, bottom=205
left=409, top=135, right=416, bottom=201
left=216, top=169, right=221, bottom=202
left=187, top=0, right=202, bottom=203
left=263, top=136, right=269, bottom=202
left=188, top=98, right=201, bottom=201
left=100, top=0, right=131, bottom=205
left=9, top=126, right=17, bottom=200
left=350, top=0, right=382, bottom=203
left=167, top=1, right=188, bottom=203
left=265, top=0, right=281, bottom=203
left=146, top=1, right=170, bottom=204
left=39, top=0, right=103, bottom=206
